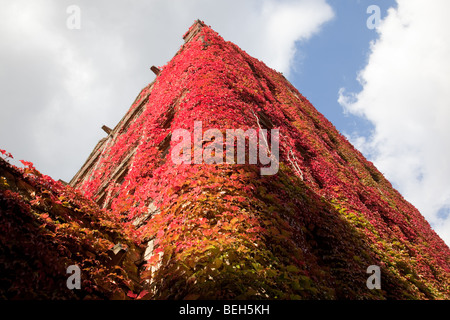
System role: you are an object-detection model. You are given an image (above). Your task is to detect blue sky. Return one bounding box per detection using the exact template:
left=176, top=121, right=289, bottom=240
left=292, top=0, right=395, bottom=138
left=1, top=0, right=449, bottom=245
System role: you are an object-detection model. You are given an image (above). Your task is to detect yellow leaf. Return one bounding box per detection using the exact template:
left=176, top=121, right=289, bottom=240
left=214, top=258, right=222, bottom=269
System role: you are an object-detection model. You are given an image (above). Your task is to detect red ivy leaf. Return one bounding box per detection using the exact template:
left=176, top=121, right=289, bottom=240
left=137, top=290, right=149, bottom=300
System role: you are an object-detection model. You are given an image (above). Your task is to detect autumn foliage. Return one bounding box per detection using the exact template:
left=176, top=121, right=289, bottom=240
left=0, top=156, right=144, bottom=299
left=1, top=21, right=450, bottom=299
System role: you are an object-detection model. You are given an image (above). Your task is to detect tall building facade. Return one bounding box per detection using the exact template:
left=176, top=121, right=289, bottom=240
left=67, top=20, right=450, bottom=299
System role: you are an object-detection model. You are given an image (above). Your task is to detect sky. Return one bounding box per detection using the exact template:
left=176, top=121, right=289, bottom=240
left=1, top=0, right=449, bottom=245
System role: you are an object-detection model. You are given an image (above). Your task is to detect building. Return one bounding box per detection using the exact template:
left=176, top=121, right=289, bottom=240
left=2, top=20, right=449, bottom=300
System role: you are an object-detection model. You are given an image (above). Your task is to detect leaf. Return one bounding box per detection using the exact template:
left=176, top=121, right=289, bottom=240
left=183, top=293, right=200, bottom=300
left=286, top=265, right=299, bottom=273
left=214, top=258, right=222, bottom=269
left=137, top=290, right=149, bottom=300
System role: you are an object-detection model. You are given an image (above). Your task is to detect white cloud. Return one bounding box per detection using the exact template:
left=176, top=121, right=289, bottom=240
left=0, top=0, right=334, bottom=182
left=339, top=0, right=450, bottom=245
left=251, top=0, right=334, bottom=75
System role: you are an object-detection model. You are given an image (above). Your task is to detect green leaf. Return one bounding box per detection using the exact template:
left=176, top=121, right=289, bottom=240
left=286, top=265, right=299, bottom=273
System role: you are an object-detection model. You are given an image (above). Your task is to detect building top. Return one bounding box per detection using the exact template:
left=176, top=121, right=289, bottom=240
left=182, top=19, right=205, bottom=43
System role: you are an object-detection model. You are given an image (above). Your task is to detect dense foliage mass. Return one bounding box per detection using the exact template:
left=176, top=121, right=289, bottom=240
left=2, top=21, right=449, bottom=299
left=0, top=153, right=144, bottom=299
left=72, top=21, right=450, bottom=299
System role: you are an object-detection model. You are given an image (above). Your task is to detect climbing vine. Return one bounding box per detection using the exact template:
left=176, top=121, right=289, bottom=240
left=1, top=21, right=449, bottom=300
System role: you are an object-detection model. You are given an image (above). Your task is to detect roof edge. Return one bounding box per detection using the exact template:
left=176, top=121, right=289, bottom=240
left=182, top=19, right=206, bottom=43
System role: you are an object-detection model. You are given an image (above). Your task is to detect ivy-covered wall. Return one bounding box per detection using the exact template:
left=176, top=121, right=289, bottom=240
left=1, top=21, right=449, bottom=300
left=70, top=21, right=450, bottom=299
left=0, top=155, right=145, bottom=299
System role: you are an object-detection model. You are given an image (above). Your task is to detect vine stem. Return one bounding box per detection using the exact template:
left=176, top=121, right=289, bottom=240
left=251, top=109, right=304, bottom=180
